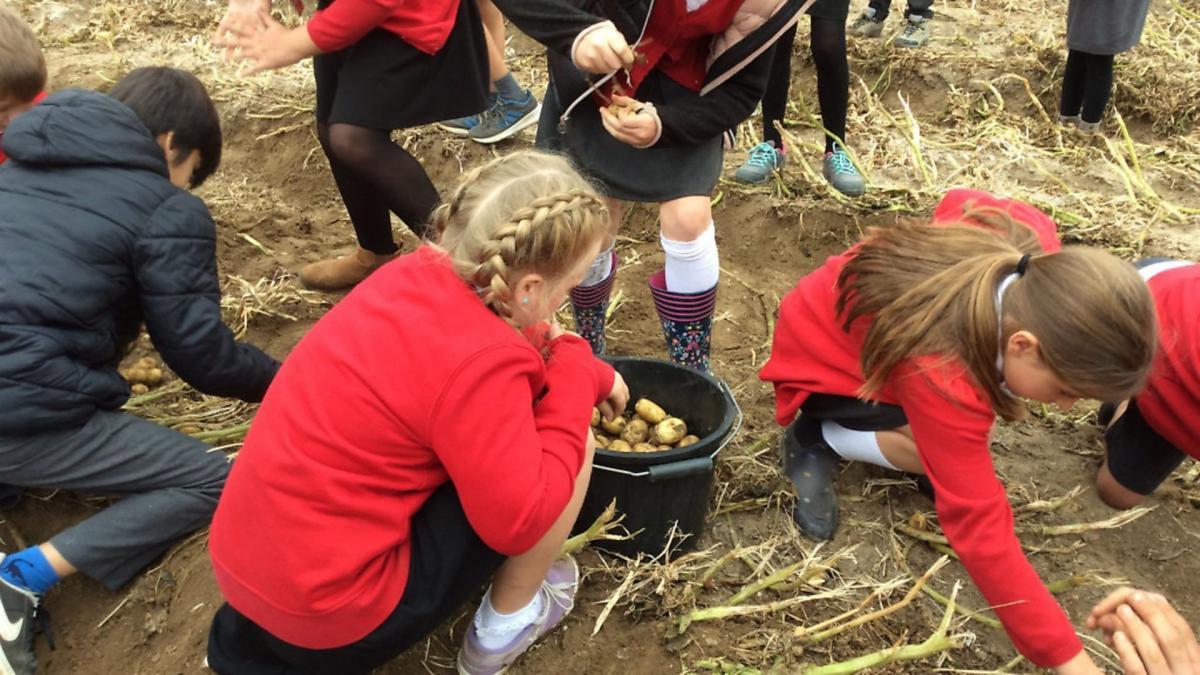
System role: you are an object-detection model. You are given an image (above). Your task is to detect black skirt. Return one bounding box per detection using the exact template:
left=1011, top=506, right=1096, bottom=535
left=536, top=69, right=724, bottom=203
left=314, top=0, right=489, bottom=130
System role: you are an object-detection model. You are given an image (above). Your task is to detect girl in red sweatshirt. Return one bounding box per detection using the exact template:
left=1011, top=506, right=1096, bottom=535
left=205, top=150, right=629, bottom=675
left=1095, top=258, right=1198, bottom=510
left=760, top=189, right=1157, bottom=674
left=214, top=0, right=490, bottom=291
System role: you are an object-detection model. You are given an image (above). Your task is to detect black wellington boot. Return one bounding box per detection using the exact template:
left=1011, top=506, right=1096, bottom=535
left=781, top=417, right=841, bottom=540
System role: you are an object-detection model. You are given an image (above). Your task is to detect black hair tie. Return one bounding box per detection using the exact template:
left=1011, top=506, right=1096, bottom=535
left=1016, top=253, right=1032, bottom=276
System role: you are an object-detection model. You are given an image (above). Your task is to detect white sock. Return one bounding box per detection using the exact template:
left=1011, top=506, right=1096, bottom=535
left=473, top=590, right=544, bottom=649
left=820, top=420, right=898, bottom=470
left=580, top=246, right=614, bottom=287
left=661, top=221, right=719, bottom=293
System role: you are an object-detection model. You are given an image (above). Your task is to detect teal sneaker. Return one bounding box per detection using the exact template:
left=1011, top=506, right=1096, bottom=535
left=894, top=16, right=931, bottom=48
left=822, top=149, right=865, bottom=197
left=468, top=91, right=541, bottom=144
left=733, top=141, right=786, bottom=184
left=848, top=9, right=884, bottom=38
left=437, top=93, right=496, bottom=136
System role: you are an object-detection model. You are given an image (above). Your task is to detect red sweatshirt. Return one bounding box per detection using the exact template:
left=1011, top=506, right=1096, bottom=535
left=760, top=189, right=1082, bottom=668
left=305, top=0, right=459, bottom=54
left=0, top=91, right=47, bottom=165
left=209, top=246, right=615, bottom=649
left=1139, top=262, right=1200, bottom=459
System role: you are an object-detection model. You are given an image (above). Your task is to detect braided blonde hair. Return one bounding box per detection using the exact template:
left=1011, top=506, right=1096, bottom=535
left=433, top=150, right=609, bottom=320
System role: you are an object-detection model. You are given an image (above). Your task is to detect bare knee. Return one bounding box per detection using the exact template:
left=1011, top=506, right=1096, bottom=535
left=1095, top=461, right=1148, bottom=510
left=659, top=196, right=712, bottom=241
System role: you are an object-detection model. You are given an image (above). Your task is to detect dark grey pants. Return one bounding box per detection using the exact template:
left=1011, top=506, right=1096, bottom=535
left=0, top=411, right=229, bottom=590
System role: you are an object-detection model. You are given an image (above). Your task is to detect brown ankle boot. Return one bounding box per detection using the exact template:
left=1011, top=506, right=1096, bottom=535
left=300, top=247, right=396, bottom=291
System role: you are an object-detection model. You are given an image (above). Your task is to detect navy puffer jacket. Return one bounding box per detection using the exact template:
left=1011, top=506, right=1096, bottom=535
left=0, top=89, right=279, bottom=435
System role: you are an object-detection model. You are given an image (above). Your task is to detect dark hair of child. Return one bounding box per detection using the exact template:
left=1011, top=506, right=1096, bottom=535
left=108, top=67, right=221, bottom=187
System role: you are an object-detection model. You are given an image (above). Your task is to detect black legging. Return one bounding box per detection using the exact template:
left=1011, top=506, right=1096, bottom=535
left=761, top=18, right=849, bottom=154
left=316, top=122, right=440, bottom=255
left=1059, top=49, right=1114, bottom=124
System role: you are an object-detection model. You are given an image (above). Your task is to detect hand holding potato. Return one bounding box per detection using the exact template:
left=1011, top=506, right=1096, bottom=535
left=598, top=371, right=629, bottom=422
left=600, top=96, right=660, bottom=148
left=572, top=22, right=635, bottom=73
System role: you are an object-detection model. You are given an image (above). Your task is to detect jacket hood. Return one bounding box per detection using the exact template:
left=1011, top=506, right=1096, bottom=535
left=1, top=89, right=168, bottom=176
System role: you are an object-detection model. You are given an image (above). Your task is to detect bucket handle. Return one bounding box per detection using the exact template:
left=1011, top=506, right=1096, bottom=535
left=594, top=379, right=744, bottom=479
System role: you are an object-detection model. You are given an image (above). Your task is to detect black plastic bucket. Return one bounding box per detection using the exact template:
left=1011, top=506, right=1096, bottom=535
left=573, top=357, right=741, bottom=556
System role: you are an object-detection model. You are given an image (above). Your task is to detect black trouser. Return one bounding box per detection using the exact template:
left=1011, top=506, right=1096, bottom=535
left=1060, top=49, right=1115, bottom=124
left=868, top=0, right=933, bottom=20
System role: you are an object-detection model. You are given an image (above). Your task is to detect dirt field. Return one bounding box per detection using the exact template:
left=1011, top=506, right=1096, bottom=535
left=7, top=0, right=1200, bottom=673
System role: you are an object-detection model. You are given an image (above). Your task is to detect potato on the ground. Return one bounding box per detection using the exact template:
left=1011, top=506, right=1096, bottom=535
left=145, top=368, right=164, bottom=386
left=632, top=443, right=657, bottom=453
left=179, top=424, right=201, bottom=434
left=634, top=398, right=666, bottom=424
left=654, top=417, right=687, bottom=445
left=600, top=416, right=626, bottom=436
left=124, top=367, right=149, bottom=384
left=677, top=434, right=700, bottom=448
left=609, top=439, right=633, bottom=452
left=130, top=383, right=149, bottom=395
left=136, top=356, right=158, bottom=369
left=621, top=418, right=648, bottom=444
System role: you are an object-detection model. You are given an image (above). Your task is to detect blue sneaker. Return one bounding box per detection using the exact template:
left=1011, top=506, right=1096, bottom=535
left=467, top=91, right=541, bottom=144
left=822, top=149, right=865, bottom=197
left=437, top=93, right=496, bottom=136
left=733, top=141, right=786, bottom=184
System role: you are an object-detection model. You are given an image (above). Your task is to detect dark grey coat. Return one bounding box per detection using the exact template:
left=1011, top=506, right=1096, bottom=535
left=1067, top=0, right=1150, bottom=54
left=0, top=89, right=278, bottom=435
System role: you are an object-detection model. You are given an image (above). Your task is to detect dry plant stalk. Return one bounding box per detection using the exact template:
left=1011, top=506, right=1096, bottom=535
left=560, top=500, right=632, bottom=557
left=795, top=555, right=949, bottom=642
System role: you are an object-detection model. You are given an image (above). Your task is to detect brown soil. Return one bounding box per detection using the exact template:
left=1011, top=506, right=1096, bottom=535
left=9, top=0, right=1200, bottom=673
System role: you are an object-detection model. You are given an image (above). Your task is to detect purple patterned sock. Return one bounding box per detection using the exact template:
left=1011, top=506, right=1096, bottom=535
left=569, top=252, right=617, bottom=355
left=648, top=270, right=716, bottom=373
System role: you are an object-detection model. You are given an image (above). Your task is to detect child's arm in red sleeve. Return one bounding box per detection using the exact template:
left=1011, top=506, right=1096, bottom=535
left=306, top=0, right=396, bottom=52
left=429, top=339, right=607, bottom=556
left=895, top=363, right=1083, bottom=669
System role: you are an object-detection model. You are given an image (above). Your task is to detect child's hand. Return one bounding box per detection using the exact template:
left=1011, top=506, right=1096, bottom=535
left=214, top=0, right=269, bottom=52
left=224, top=10, right=321, bottom=75
left=599, top=96, right=660, bottom=148
left=598, top=371, right=629, bottom=422
left=1088, top=589, right=1199, bottom=674
left=572, top=21, right=635, bottom=73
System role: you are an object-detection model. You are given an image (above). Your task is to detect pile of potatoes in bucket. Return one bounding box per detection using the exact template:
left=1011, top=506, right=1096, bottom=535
left=593, top=399, right=699, bottom=453
left=120, top=355, right=167, bottom=395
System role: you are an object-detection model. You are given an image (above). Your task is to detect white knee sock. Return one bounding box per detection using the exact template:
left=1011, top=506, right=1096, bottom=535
left=820, top=420, right=897, bottom=470
left=661, top=221, right=719, bottom=293
left=473, top=589, right=544, bottom=649
left=580, top=246, right=614, bottom=287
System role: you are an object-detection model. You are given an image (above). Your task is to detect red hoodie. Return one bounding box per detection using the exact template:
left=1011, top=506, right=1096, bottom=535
left=760, top=189, right=1083, bottom=668
left=305, top=0, right=459, bottom=54
left=209, top=246, right=614, bottom=649
left=1138, top=262, right=1199, bottom=459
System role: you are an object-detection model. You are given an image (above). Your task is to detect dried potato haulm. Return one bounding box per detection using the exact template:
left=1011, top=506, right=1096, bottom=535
left=592, top=398, right=693, bottom=453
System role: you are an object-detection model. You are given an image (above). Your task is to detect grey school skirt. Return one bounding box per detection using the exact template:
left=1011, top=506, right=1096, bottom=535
left=536, top=69, right=724, bottom=203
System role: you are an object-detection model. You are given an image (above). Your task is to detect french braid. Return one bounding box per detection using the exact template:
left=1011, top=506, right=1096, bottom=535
left=436, top=150, right=609, bottom=323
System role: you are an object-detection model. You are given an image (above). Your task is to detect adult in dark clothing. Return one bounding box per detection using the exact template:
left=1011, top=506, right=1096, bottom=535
left=0, top=68, right=279, bottom=675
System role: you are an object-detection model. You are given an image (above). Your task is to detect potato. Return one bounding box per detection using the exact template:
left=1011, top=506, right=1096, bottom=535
left=145, top=368, right=164, bottom=386
left=633, top=442, right=657, bottom=453
left=634, top=398, right=667, bottom=424
left=591, top=407, right=601, bottom=428
left=136, top=356, right=158, bottom=370
left=130, top=383, right=150, bottom=395
left=178, top=424, right=202, bottom=435
left=594, top=434, right=611, bottom=449
left=657, top=444, right=673, bottom=451
left=125, top=367, right=149, bottom=384
left=609, top=439, right=633, bottom=452
left=676, top=434, right=700, bottom=448
left=655, top=418, right=687, bottom=445
left=620, top=418, right=648, bottom=444
left=599, top=415, right=626, bottom=436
